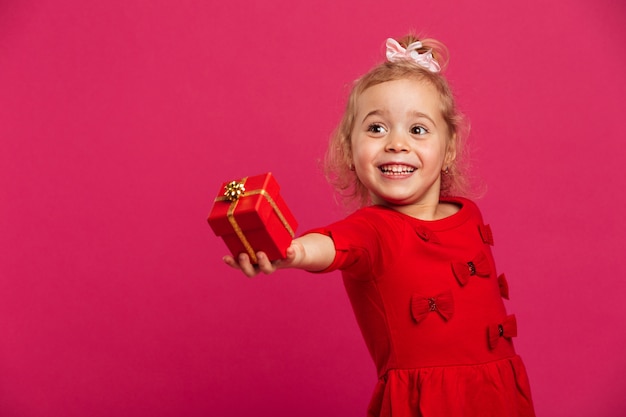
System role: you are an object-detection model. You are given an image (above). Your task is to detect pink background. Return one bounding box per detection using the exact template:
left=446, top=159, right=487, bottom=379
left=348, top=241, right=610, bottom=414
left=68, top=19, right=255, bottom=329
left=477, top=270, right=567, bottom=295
left=1, top=0, right=625, bottom=416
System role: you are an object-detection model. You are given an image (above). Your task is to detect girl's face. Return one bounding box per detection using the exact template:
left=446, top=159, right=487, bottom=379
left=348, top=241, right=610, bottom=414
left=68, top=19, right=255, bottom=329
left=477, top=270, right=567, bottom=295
left=350, top=78, right=455, bottom=213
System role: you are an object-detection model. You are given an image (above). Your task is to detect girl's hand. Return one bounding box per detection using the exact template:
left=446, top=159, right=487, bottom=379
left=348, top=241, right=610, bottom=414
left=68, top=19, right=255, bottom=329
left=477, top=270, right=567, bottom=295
left=222, top=240, right=304, bottom=278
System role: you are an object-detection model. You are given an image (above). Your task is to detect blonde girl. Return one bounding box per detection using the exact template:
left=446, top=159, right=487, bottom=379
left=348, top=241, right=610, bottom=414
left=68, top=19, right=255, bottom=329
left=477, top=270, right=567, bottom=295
left=224, top=34, right=535, bottom=417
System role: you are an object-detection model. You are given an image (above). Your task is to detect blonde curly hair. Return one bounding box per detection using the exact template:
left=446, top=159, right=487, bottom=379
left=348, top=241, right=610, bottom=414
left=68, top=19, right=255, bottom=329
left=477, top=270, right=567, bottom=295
left=324, top=34, right=470, bottom=209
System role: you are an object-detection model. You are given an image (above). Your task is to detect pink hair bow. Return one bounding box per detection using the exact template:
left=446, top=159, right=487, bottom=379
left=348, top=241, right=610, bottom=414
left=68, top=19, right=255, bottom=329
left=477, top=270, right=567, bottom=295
left=385, top=38, right=441, bottom=73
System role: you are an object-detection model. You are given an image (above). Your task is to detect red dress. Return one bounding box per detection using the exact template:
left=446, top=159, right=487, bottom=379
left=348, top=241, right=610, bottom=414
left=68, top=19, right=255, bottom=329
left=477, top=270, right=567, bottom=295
left=308, top=197, right=535, bottom=417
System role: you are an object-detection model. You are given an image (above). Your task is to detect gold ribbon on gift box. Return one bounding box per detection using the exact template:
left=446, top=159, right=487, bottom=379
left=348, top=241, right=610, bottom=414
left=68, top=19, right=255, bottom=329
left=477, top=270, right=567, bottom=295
left=215, top=177, right=295, bottom=264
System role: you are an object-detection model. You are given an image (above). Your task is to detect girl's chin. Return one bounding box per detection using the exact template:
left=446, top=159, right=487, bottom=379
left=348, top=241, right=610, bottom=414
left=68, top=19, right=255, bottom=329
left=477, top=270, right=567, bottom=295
left=372, top=195, right=413, bottom=206
left=372, top=192, right=440, bottom=208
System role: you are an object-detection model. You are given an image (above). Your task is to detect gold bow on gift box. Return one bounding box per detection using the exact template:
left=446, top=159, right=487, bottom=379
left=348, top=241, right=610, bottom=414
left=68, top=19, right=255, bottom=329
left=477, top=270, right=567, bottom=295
left=214, top=177, right=295, bottom=264
left=223, top=181, right=246, bottom=202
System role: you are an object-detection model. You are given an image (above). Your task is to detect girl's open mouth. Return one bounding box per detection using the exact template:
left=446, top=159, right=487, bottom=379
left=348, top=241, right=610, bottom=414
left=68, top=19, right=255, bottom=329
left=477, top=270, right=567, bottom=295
left=379, top=164, right=416, bottom=175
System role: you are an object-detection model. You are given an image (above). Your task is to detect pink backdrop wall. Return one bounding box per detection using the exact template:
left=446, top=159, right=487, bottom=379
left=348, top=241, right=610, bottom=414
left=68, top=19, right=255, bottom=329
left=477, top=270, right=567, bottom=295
left=2, top=0, right=625, bottom=416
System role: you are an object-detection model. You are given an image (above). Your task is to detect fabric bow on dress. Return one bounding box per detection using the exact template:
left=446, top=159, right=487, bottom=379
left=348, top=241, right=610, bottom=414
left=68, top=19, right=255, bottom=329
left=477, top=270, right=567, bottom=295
left=498, top=273, right=510, bottom=300
left=412, top=224, right=440, bottom=243
left=411, top=290, right=454, bottom=323
left=487, top=315, right=517, bottom=349
left=478, top=224, right=494, bottom=245
left=451, top=251, right=491, bottom=286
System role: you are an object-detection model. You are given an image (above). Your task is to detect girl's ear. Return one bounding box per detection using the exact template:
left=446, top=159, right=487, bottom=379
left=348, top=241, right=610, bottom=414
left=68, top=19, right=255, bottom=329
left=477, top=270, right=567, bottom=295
left=444, top=134, right=457, bottom=167
left=346, top=148, right=355, bottom=171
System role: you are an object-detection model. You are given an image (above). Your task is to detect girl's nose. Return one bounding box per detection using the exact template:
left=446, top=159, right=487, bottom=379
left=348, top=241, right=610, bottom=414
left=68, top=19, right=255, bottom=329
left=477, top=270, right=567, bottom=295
left=385, top=133, right=410, bottom=152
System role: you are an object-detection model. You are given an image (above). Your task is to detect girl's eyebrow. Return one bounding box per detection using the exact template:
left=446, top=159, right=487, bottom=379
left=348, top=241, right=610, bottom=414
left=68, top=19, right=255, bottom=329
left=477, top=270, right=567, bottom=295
left=361, top=109, right=386, bottom=123
left=410, top=111, right=437, bottom=126
left=361, top=109, right=437, bottom=127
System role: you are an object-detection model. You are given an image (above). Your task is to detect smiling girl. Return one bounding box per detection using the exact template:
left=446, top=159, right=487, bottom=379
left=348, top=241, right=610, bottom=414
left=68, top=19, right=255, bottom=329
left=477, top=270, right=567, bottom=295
left=223, top=34, right=535, bottom=417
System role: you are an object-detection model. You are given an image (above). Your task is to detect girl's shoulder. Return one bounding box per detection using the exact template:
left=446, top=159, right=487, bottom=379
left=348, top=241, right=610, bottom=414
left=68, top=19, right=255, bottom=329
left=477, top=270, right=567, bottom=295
left=347, top=204, right=407, bottom=223
left=441, top=196, right=482, bottom=216
left=322, top=205, right=410, bottom=238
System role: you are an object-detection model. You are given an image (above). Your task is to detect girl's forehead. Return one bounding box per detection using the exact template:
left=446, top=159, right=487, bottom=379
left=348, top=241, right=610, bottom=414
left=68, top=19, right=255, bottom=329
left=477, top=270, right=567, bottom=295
left=355, top=79, right=441, bottom=114
left=360, top=77, right=436, bottom=96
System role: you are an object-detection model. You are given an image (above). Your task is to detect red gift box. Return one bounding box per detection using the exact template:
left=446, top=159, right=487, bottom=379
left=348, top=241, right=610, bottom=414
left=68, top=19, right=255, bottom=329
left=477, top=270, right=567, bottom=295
left=208, top=173, right=298, bottom=263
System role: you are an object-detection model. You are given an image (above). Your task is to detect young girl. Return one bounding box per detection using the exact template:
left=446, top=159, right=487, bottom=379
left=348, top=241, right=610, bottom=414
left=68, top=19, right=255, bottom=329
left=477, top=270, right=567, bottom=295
left=224, top=34, right=536, bottom=417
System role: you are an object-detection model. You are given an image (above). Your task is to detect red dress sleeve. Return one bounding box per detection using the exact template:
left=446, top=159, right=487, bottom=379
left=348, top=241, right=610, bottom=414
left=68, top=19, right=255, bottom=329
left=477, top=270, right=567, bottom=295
left=303, top=207, right=380, bottom=278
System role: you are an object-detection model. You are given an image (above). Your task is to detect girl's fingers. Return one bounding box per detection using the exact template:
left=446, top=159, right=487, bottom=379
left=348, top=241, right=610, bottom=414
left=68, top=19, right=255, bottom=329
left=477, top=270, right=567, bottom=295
left=237, top=253, right=259, bottom=277
left=222, top=251, right=279, bottom=277
left=284, top=245, right=297, bottom=262
left=223, top=255, right=240, bottom=269
left=256, top=252, right=276, bottom=274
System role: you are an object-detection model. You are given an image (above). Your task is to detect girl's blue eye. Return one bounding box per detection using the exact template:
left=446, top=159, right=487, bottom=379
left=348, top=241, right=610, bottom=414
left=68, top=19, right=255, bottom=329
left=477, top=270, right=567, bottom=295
left=411, top=126, right=428, bottom=135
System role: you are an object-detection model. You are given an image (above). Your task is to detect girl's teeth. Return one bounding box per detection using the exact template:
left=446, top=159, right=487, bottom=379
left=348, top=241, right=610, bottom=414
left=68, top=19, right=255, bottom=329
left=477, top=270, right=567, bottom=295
left=380, top=165, right=415, bottom=174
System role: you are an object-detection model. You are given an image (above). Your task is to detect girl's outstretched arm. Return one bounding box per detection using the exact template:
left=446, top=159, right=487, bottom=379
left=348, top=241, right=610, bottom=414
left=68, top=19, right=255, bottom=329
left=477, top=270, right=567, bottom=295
left=223, top=233, right=335, bottom=278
